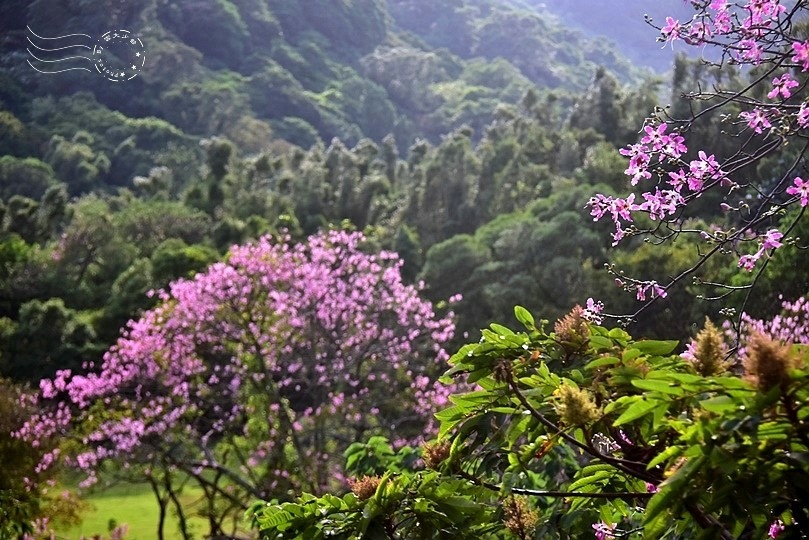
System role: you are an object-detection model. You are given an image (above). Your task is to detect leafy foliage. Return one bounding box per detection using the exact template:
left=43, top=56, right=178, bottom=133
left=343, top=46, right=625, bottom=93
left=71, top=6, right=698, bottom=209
left=251, top=306, right=809, bottom=538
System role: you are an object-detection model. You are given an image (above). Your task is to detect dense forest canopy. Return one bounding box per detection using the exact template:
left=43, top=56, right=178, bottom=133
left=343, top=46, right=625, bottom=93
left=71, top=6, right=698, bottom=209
left=2, top=0, right=809, bottom=538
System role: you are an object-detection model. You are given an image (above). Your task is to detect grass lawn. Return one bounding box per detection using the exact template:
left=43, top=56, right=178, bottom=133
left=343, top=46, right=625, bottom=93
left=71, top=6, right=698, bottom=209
left=57, top=482, right=211, bottom=540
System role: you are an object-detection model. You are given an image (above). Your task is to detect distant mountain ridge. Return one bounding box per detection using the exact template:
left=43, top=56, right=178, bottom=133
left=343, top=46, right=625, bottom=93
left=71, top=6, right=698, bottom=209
left=530, top=0, right=702, bottom=71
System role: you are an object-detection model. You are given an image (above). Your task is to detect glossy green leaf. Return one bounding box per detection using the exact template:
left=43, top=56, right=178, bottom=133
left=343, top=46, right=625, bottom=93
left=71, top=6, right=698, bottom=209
left=632, top=378, right=684, bottom=396
left=514, top=305, right=534, bottom=328
left=699, top=395, right=737, bottom=414
left=632, top=340, right=679, bottom=356
left=589, top=335, right=614, bottom=350
left=613, top=398, right=659, bottom=425
left=585, top=356, right=620, bottom=370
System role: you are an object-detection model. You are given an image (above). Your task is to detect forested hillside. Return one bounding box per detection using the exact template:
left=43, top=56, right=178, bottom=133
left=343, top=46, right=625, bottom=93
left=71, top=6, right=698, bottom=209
left=0, top=0, right=661, bottom=383
left=1, top=0, right=800, bottom=385
left=3, top=0, right=809, bottom=538
left=1, top=0, right=641, bottom=155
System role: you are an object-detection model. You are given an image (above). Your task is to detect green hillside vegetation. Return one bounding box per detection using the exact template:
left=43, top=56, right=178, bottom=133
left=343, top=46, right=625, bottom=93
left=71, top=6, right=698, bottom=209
left=0, top=48, right=785, bottom=388
left=1, top=0, right=644, bottom=154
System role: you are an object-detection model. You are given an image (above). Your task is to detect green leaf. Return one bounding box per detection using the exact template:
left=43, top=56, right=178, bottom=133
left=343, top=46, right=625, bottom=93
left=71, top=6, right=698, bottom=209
left=633, top=340, right=679, bottom=356
left=631, top=378, right=684, bottom=396
left=622, top=348, right=643, bottom=362
left=580, top=463, right=618, bottom=476
left=256, top=506, right=294, bottom=529
left=647, top=445, right=683, bottom=470
left=589, top=335, right=613, bottom=350
left=711, top=376, right=752, bottom=390
left=514, top=305, right=534, bottom=329
left=613, top=398, right=659, bottom=425
left=699, top=395, right=737, bottom=413
left=608, top=327, right=630, bottom=341
left=435, top=405, right=468, bottom=436
left=467, top=368, right=492, bottom=384
left=489, top=323, right=516, bottom=337
left=757, top=421, right=790, bottom=440
left=585, top=356, right=620, bottom=370
left=568, top=470, right=615, bottom=491
left=442, top=496, right=481, bottom=512
left=645, top=456, right=705, bottom=524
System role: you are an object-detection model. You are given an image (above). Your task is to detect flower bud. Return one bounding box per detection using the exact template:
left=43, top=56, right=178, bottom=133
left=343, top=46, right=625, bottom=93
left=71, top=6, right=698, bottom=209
left=743, top=332, right=804, bottom=391
left=349, top=476, right=381, bottom=500
left=421, top=440, right=451, bottom=470
left=503, top=496, right=539, bottom=538
left=553, top=382, right=601, bottom=426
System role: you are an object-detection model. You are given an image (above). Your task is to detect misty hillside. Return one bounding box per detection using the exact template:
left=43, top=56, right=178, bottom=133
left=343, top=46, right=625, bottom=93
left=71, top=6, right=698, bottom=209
left=536, top=0, right=700, bottom=71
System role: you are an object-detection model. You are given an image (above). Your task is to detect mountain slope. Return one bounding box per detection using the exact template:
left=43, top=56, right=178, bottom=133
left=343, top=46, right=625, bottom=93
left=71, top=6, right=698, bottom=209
left=531, top=0, right=699, bottom=71
left=1, top=0, right=651, bottom=161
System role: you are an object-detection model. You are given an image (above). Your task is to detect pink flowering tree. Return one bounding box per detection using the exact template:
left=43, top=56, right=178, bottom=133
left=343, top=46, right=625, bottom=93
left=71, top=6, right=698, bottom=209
left=15, top=230, right=455, bottom=539
left=585, top=0, right=809, bottom=330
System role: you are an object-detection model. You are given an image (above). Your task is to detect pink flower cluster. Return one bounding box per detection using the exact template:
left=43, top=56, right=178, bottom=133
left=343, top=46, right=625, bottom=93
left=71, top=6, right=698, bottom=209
left=588, top=123, right=718, bottom=246
left=737, top=228, right=783, bottom=272
left=16, top=230, right=455, bottom=492
left=692, top=296, right=809, bottom=365
left=658, top=1, right=808, bottom=137
left=592, top=521, right=617, bottom=540
left=738, top=296, right=809, bottom=350
left=662, top=1, right=785, bottom=49
left=587, top=0, right=809, bottom=309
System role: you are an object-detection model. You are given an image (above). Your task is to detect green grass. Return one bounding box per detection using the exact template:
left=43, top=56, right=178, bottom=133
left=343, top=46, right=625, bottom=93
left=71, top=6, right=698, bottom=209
left=57, top=483, right=209, bottom=540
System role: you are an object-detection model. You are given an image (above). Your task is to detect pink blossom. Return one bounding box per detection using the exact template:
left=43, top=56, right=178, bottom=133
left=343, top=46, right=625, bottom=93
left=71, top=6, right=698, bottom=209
left=611, top=227, right=628, bottom=247
left=667, top=169, right=689, bottom=192
left=768, top=519, right=785, bottom=538
left=761, top=229, right=783, bottom=251
left=740, top=108, right=772, bottom=134
left=689, top=21, right=712, bottom=44
left=786, top=176, right=809, bottom=206
left=738, top=253, right=760, bottom=272
left=661, top=132, right=688, bottom=160
left=661, top=17, right=682, bottom=44
left=768, top=73, right=799, bottom=100
left=689, top=151, right=724, bottom=189
left=797, top=103, right=809, bottom=128
left=620, top=143, right=652, bottom=185
left=611, top=194, right=637, bottom=222
left=712, top=8, right=732, bottom=34
left=641, top=123, right=668, bottom=151
left=583, top=298, right=604, bottom=324
left=637, top=189, right=683, bottom=221
left=593, top=521, right=617, bottom=540
left=17, top=230, right=456, bottom=493
left=587, top=194, right=612, bottom=222
left=636, top=281, right=667, bottom=301
left=793, top=41, right=809, bottom=70
left=739, top=38, right=764, bottom=64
